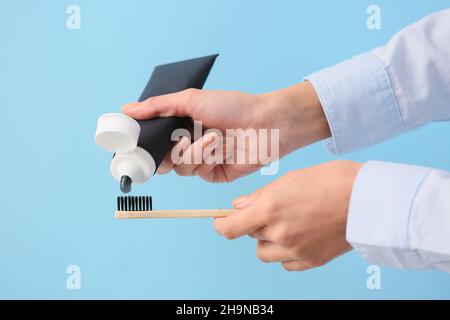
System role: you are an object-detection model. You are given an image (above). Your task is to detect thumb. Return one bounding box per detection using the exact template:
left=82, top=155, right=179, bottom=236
left=122, top=88, right=199, bottom=120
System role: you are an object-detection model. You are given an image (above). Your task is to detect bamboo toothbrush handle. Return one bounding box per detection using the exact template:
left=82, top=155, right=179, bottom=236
left=115, top=209, right=237, bottom=219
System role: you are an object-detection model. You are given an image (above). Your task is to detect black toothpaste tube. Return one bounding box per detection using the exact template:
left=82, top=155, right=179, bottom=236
left=95, top=54, right=219, bottom=193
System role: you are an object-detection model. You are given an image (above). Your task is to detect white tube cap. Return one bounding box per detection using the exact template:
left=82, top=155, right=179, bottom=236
left=110, top=147, right=156, bottom=184
left=95, top=113, right=140, bottom=153
left=95, top=113, right=156, bottom=185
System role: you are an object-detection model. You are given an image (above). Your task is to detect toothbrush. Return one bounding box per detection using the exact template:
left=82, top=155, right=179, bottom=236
left=115, top=196, right=236, bottom=219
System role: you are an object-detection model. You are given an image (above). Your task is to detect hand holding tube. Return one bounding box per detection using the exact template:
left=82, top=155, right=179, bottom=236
left=123, top=81, right=331, bottom=182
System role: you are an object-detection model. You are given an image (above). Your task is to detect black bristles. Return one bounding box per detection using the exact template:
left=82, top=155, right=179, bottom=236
left=117, top=196, right=153, bottom=211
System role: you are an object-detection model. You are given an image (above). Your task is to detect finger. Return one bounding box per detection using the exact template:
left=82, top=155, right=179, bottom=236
left=232, top=195, right=248, bottom=208
left=249, top=226, right=271, bottom=241
left=122, top=89, right=199, bottom=120
left=281, top=260, right=316, bottom=272
left=256, top=240, right=293, bottom=263
left=122, top=102, right=139, bottom=110
left=166, top=136, right=191, bottom=166
left=193, top=134, right=223, bottom=180
left=193, top=162, right=216, bottom=182
left=231, top=187, right=264, bottom=210
left=157, top=151, right=175, bottom=174
left=174, top=133, right=217, bottom=176
left=214, top=205, right=266, bottom=240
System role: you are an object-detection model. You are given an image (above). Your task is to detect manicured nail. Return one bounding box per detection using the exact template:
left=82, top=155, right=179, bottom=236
left=232, top=196, right=248, bottom=209
left=122, top=102, right=139, bottom=111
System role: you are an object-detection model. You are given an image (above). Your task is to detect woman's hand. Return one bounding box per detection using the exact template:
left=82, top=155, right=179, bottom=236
left=122, top=82, right=330, bottom=182
left=214, top=160, right=363, bottom=271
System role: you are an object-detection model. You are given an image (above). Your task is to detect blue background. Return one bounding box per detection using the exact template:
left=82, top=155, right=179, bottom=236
left=0, top=0, right=449, bottom=299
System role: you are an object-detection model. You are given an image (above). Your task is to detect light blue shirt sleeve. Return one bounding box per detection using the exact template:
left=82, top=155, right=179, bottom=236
left=306, top=9, right=450, bottom=272
left=306, top=9, right=450, bottom=154
left=348, top=161, right=450, bottom=272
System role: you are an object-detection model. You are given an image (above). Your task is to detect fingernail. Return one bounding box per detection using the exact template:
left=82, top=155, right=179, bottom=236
left=122, top=102, right=139, bottom=111
left=204, top=133, right=216, bottom=145
left=157, top=166, right=171, bottom=175
left=232, top=196, right=248, bottom=209
left=156, top=167, right=169, bottom=175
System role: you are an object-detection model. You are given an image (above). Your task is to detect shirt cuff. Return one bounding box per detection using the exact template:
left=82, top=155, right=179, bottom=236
left=347, top=161, right=432, bottom=270
left=306, top=53, right=404, bottom=154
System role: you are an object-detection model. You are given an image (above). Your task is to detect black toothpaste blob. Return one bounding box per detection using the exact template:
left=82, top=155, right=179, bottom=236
left=119, top=54, right=219, bottom=193
left=120, top=175, right=132, bottom=194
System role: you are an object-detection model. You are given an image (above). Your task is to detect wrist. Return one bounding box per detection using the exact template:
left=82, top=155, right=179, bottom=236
left=263, top=81, right=331, bottom=155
